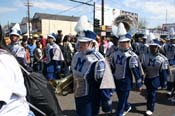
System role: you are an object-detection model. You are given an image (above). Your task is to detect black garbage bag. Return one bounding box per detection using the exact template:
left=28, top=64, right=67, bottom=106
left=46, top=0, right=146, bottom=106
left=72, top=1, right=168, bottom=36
left=22, top=69, right=63, bottom=116
left=0, top=25, right=63, bottom=116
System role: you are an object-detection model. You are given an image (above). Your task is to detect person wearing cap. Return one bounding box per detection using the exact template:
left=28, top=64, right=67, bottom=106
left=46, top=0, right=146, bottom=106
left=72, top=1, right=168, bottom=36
left=45, top=32, right=64, bottom=88
left=161, top=35, right=175, bottom=96
left=72, top=16, right=114, bottom=116
left=72, top=30, right=114, bottom=116
left=110, top=23, right=143, bottom=116
left=141, top=38, right=168, bottom=116
left=8, top=24, right=27, bottom=67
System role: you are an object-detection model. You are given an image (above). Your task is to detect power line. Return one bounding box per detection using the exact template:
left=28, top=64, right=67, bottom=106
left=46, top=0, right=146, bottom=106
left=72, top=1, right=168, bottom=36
left=68, top=0, right=95, bottom=30
left=69, top=0, right=93, bottom=6
left=57, top=4, right=83, bottom=14
left=70, top=5, right=92, bottom=15
left=57, top=0, right=93, bottom=14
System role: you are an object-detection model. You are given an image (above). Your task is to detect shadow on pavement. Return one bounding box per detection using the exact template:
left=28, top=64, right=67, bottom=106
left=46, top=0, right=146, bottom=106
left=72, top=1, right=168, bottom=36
left=111, top=101, right=147, bottom=116
left=130, top=102, right=147, bottom=116
left=139, top=89, right=175, bottom=106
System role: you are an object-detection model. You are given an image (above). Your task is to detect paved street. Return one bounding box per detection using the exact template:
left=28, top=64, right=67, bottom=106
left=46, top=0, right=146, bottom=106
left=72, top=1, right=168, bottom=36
left=56, top=87, right=175, bottom=116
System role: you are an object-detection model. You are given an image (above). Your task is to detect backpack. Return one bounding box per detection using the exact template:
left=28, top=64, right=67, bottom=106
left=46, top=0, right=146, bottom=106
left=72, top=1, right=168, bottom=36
left=21, top=67, right=63, bottom=116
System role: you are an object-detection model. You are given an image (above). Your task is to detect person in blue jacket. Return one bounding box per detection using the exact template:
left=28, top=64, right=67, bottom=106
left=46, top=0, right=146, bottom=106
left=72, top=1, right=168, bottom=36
left=71, top=16, right=114, bottom=116
left=110, top=23, right=143, bottom=116
left=141, top=35, right=168, bottom=116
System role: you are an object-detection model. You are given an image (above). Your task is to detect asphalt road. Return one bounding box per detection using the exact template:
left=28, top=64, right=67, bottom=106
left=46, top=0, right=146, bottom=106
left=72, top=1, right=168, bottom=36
left=56, top=87, right=175, bottom=116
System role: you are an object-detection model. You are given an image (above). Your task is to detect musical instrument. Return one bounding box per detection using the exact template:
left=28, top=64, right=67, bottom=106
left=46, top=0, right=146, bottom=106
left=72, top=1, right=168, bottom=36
left=169, top=65, right=175, bottom=82
left=55, top=74, right=73, bottom=96
left=113, top=14, right=138, bottom=36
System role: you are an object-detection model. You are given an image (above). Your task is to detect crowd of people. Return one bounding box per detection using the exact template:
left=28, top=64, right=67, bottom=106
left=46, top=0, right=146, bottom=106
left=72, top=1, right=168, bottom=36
left=0, top=15, right=175, bottom=116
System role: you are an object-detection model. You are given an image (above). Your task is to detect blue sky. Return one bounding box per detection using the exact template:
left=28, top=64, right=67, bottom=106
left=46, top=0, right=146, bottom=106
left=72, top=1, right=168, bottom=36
left=0, top=0, right=175, bottom=28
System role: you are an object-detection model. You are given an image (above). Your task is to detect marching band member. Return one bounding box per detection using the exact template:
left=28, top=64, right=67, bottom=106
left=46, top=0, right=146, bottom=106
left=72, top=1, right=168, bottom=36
left=71, top=16, right=115, bottom=116
left=141, top=33, right=168, bottom=115
left=110, top=23, right=143, bottom=116
left=136, top=31, right=149, bottom=59
left=161, top=28, right=175, bottom=95
left=8, top=23, right=27, bottom=67
left=45, top=33, right=64, bottom=87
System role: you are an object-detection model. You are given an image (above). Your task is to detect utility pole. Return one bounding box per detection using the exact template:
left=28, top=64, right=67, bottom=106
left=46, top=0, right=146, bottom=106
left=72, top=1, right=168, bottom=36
left=69, top=0, right=95, bottom=31
left=25, top=0, right=32, bottom=38
left=101, top=0, right=104, bottom=25
left=93, top=2, right=96, bottom=29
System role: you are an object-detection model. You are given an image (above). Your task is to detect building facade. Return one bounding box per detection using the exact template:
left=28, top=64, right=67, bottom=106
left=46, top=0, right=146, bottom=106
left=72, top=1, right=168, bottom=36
left=32, top=13, right=79, bottom=37
left=162, top=23, right=175, bottom=31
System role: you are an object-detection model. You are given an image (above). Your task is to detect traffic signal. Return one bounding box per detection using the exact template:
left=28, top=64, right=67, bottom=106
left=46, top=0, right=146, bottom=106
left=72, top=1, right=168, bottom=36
left=94, top=18, right=100, bottom=28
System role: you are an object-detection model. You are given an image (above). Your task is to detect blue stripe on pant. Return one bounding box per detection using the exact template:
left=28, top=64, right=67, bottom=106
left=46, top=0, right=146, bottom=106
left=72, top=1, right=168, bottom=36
left=116, top=90, right=130, bottom=116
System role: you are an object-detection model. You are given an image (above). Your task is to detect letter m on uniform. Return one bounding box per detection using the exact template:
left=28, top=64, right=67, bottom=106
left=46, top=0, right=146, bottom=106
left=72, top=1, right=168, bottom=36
left=148, top=58, right=156, bottom=66
left=74, top=57, right=86, bottom=72
left=116, top=55, right=124, bottom=65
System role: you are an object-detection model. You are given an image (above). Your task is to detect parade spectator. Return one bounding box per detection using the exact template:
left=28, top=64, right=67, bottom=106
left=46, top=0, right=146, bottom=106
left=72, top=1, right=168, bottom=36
left=99, top=37, right=108, bottom=56
left=21, top=40, right=31, bottom=66
left=62, top=35, right=74, bottom=76
left=39, top=34, right=47, bottom=49
left=3, top=36, right=11, bottom=46
left=105, top=35, right=119, bottom=69
left=45, top=32, right=64, bottom=87
left=70, top=35, right=78, bottom=53
left=105, top=35, right=118, bottom=59
left=96, top=35, right=101, bottom=48
left=33, top=40, right=44, bottom=73
left=141, top=34, right=168, bottom=115
left=56, top=30, right=63, bottom=45
left=110, top=23, right=143, bottom=116
left=27, top=38, right=36, bottom=68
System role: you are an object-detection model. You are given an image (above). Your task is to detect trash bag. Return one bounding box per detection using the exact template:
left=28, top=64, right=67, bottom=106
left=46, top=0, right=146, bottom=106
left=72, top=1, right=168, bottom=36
left=22, top=69, right=63, bottom=116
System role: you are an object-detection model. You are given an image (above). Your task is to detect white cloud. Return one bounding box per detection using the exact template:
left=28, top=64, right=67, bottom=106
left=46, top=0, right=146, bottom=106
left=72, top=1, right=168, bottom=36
left=119, top=0, right=175, bottom=27
left=0, top=7, right=17, bottom=14
left=32, top=1, right=72, bottom=11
